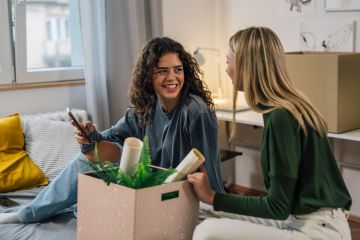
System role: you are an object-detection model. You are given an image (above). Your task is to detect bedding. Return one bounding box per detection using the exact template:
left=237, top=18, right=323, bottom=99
left=0, top=109, right=88, bottom=240
left=0, top=187, right=76, bottom=240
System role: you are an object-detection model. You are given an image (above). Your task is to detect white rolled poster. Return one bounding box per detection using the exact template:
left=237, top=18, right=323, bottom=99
left=119, top=137, right=143, bottom=176
left=164, top=148, right=205, bottom=183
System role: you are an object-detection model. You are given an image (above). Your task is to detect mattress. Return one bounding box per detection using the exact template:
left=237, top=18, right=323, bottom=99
left=0, top=181, right=77, bottom=240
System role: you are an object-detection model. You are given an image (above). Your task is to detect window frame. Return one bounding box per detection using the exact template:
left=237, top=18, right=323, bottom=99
left=14, top=0, right=84, bottom=84
left=0, top=0, right=13, bottom=85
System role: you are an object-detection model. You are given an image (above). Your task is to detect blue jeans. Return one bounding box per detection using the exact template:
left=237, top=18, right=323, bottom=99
left=17, top=153, right=91, bottom=223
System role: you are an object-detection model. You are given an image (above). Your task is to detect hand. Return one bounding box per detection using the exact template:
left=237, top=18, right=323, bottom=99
left=187, top=165, right=216, bottom=205
left=72, top=121, right=95, bottom=144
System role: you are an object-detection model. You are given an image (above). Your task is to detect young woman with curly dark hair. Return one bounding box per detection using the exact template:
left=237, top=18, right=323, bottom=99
left=130, top=37, right=214, bottom=127
left=0, top=37, right=224, bottom=224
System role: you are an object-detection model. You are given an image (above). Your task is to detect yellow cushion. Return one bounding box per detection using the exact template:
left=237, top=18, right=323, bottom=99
left=0, top=113, right=48, bottom=193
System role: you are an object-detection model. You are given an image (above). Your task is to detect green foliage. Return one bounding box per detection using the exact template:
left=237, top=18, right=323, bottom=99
left=86, top=136, right=175, bottom=189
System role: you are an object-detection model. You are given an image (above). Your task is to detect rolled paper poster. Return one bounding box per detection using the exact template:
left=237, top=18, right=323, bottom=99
left=164, top=148, right=205, bottom=183
left=119, top=137, right=143, bottom=176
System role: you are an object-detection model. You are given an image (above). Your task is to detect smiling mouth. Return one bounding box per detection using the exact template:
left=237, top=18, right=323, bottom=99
left=161, top=83, right=179, bottom=89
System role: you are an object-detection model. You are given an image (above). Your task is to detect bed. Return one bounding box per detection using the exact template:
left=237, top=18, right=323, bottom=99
left=0, top=109, right=88, bottom=240
left=0, top=187, right=77, bottom=240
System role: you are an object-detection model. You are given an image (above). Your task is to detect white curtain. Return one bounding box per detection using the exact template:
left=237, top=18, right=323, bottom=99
left=79, top=0, right=163, bottom=130
left=78, top=0, right=109, bottom=130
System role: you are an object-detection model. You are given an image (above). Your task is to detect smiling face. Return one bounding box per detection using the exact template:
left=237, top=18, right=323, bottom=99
left=152, top=52, right=184, bottom=112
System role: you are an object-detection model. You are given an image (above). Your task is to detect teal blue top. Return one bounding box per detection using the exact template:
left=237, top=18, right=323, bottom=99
left=214, top=108, right=351, bottom=220
left=97, top=94, right=224, bottom=192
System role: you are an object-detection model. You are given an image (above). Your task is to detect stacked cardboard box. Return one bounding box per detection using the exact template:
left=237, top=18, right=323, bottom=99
left=285, top=52, right=360, bottom=133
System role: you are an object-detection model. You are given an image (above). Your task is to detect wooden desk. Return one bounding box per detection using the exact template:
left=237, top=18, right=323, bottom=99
left=216, top=109, right=263, bottom=127
left=216, top=109, right=360, bottom=141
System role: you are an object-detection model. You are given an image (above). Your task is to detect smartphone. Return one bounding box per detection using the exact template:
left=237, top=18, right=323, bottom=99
left=66, top=107, right=93, bottom=143
left=0, top=198, right=20, bottom=208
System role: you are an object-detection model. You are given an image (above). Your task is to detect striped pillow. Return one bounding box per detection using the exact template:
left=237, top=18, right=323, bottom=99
left=23, top=118, right=81, bottom=181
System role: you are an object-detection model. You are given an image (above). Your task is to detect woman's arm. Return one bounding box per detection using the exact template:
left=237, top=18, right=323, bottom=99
left=74, top=109, right=142, bottom=163
left=188, top=163, right=298, bottom=220
left=189, top=109, right=302, bottom=220
left=72, top=121, right=121, bottom=163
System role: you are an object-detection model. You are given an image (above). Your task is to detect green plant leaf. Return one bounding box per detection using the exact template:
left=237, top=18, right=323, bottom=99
left=87, top=136, right=178, bottom=189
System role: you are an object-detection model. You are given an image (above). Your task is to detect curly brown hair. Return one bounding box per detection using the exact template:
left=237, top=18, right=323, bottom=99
left=129, top=37, right=214, bottom=127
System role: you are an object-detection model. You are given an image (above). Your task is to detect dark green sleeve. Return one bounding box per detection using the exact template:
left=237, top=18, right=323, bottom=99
left=214, top=109, right=301, bottom=220
left=214, top=175, right=296, bottom=220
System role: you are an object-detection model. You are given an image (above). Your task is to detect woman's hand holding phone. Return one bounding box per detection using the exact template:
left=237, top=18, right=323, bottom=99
left=66, top=107, right=94, bottom=144
left=72, top=121, right=95, bottom=144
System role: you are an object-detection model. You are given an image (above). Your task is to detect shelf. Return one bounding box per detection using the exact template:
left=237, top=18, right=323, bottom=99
left=328, top=129, right=360, bottom=142
left=216, top=109, right=263, bottom=127
left=220, top=149, right=243, bottom=162
left=216, top=109, right=360, bottom=142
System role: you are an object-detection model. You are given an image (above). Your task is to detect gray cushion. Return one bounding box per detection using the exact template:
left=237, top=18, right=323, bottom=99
left=23, top=118, right=80, bottom=181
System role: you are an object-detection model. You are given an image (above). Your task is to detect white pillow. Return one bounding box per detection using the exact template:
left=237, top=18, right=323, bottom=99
left=23, top=118, right=81, bottom=181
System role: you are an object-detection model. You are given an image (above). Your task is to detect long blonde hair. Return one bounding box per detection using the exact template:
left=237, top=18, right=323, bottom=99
left=230, top=27, right=327, bottom=137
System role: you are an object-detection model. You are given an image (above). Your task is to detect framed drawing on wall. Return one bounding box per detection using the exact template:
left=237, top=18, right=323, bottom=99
left=326, top=0, right=360, bottom=11
left=299, top=20, right=355, bottom=52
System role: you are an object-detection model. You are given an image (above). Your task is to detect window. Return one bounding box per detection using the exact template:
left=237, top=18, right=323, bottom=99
left=0, top=0, right=84, bottom=85
left=0, top=0, right=13, bottom=84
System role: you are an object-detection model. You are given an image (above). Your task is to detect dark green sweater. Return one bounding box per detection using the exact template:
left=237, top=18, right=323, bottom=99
left=214, top=108, right=352, bottom=220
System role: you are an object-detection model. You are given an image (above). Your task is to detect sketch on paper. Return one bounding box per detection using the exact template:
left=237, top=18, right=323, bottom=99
left=278, top=0, right=315, bottom=16
left=289, top=0, right=312, bottom=12
left=300, top=21, right=354, bottom=52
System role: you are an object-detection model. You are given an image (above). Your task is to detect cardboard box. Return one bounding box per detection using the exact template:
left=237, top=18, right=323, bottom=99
left=285, top=52, right=360, bottom=133
left=77, top=172, right=199, bottom=240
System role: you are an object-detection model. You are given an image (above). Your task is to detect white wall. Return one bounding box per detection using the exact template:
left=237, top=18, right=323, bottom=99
left=164, top=0, right=360, bottom=99
left=215, top=0, right=360, bottom=98
left=162, top=0, right=223, bottom=97
left=163, top=0, right=360, bottom=216
left=0, top=85, right=86, bottom=117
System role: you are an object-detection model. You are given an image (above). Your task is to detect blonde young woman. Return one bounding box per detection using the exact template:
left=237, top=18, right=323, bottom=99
left=187, top=27, right=352, bottom=240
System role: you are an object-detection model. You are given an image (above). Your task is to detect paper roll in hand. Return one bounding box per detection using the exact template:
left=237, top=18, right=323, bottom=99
left=164, top=148, right=205, bottom=183
left=119, top=137, right=143, bottom=176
